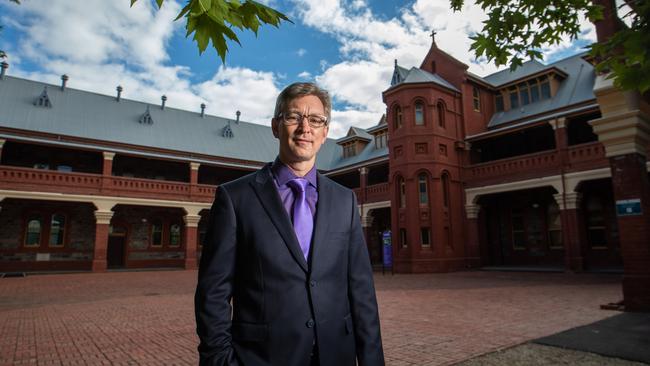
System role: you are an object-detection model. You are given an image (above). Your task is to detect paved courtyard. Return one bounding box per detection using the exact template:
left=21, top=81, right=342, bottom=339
left=0, top=270, right=623, bottom=365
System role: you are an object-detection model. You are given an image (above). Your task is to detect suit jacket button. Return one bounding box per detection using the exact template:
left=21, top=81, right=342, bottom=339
left=306, top=319, right=315, bottom=328
left=310, top=280, right=316, bottom=287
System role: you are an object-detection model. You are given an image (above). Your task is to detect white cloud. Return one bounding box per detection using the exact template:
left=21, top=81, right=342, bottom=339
left=296, top=48, right=307, bottom=57
left=1, top=0, right=282, bottom=128
left=292, top=0, right=596, bottom=137
left=297, top=71, right=312, bottom=79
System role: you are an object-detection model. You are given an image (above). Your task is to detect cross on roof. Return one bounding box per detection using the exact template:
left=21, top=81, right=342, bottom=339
left=430, top=30, right=437, bottom=41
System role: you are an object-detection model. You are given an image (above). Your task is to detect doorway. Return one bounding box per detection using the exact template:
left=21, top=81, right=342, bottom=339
left=107, top=225, right=127, bottom=269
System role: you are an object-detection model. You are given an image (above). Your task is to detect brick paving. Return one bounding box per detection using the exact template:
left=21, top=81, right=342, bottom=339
left=0, top=270, right=622, bottom=365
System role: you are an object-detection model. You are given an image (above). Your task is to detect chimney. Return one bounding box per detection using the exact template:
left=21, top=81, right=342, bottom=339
left=161, top=95, right=167, bottom=110
left=236, top=110, right=241, bottom=124
left=116, top=85, right=123, bottom=102
left=200, top=103, right=206, bottom=118
left=0, top=61, right=8, bottom=79
left=60, top=74, right=68, bottom=91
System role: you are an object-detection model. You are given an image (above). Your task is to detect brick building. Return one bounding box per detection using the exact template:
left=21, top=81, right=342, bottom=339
left=1, top=35, right=648, bottom=308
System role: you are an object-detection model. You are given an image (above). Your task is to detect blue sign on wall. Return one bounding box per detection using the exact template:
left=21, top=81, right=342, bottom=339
left=616, top=199, right=642, bottom=216
left=382, top=231, right=392, bottom=267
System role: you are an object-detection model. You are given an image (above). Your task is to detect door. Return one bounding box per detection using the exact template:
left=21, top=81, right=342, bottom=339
left=107, top=236, right=125, bottom=268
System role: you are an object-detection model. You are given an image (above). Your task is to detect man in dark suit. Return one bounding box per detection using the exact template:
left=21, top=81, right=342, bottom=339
left=195, top=82, right=384, bottom=366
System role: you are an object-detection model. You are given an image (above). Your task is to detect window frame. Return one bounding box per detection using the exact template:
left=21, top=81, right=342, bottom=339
left=414, top=100, right=425, bottom=125
left=418, top=173, right=429, bottom=205
left=393, top=105, right=403, bottom=130
left=150, top=219, right=164, bottom=247
left=48, top=213, right=67, bottom=248
left=24, top=215, right=43, bottom=248
left=437, top=101, right=446, bottom=128
left=472, top=87, right=481, bottom=112
left=168, top=222, right=182, bottom=248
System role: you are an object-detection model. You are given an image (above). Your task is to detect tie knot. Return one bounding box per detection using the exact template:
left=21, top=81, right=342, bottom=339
left=287, top=178, right=309, bottom=193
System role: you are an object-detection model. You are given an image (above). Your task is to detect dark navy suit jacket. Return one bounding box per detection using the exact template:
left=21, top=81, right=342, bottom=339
left=195, top=164, right=384, bottom=366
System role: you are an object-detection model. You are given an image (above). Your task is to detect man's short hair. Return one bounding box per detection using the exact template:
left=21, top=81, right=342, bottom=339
left=273, top=82, right=332, bottom=122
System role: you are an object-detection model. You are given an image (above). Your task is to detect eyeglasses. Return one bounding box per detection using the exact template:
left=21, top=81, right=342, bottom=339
left=279, top=112, right=328, bottom=128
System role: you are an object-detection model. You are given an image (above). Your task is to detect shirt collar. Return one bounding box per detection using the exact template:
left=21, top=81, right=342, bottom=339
left=271, top=157, right=318, bottom=189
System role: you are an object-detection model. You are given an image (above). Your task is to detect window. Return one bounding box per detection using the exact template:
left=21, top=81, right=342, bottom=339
left=169, top=223, right=182, bottom=247
left=437, top=101, right=445, bottom=128
left=511, top=209, right=525, bottom=249
left=472, top=87, right=481, bottom=111
left=414, top=101, right=424, bottom=125
left=418, top=173, right=428, bottom=205
left=540, top=77, right=551, bottom=99
left=421, top=228, right=431, bottom=247
left=529, top=79, right=540, bottom=102
left=375, top=131, right=387, bottom=149
left=151, top=220, right=163, bottom=247
left=393, top=105, right=403, bottom=129
left=399, top=228, right=407, bottom=248
left=509, top=87, right=519, bottom=109
left=396, top=176, right=407, bottom=208
left=49, top=213, right=66, bottom=247
left=519, top=82, right=530, bottom=105
left=441, top=172, right=450, bottom=208
left=343, top=143, right=355, bottom=158
left=547, top=202, right=563, bottom=249
left=25, top=216, right=42, bottom=247
left=495, top=94, right=504, bottom=112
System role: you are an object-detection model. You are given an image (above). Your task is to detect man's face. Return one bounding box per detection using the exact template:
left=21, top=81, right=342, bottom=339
left=272, top=95, right=329, bottom=166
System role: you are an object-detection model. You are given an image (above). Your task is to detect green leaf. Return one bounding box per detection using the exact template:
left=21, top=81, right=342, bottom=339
left=130, top=0, right=138, bottom=7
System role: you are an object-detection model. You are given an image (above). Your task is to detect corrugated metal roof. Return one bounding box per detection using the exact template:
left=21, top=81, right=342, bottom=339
left=486, top=54, right=596, bottom=128
left=483, top=59, right=547, bottom=86
left=401, top=67, right=460, bottom=92
left=0, top=75, right=383, bottom=171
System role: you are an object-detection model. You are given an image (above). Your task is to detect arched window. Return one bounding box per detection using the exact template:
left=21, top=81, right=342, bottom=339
left=437, top=101, right=445, bottom=128
left=397, top=176, right=406, bottom=208
left=441, top=172, right=450, bottom=208
left=414, top=101, right=424, bottom=125
left=418, top=173, right=428, bottom=205
left=393, top=105, right=403, bottom=129
left=49, top=213, right=66, bottom=247
left=169, top=223, right=182, bottom=247
left=25, top=216, right=42, bottom=247
left=151, top=220, right=163, bottom=247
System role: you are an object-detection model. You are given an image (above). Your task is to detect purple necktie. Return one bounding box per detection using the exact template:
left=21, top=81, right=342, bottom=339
left=287, top=178, right=313, bottom=261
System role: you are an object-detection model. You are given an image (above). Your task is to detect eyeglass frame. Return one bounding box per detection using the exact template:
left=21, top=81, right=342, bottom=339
left=277, top=112, right=329, bottom=128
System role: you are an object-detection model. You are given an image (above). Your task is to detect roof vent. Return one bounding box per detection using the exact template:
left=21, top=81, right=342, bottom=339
left=139, top=105, right=154, bottom=125
left=161, top=95, right=167, bottom=110
left=0, top=61, right=8, bottom=80
left=235, top=110, right=241, bottom=124
left=116, top=86, right=123, bottom=102
left=60, top=74, right=68, bottom=91
left=222, top=122, right=234, bottom=138
left=34, top=86, right=52, bottom=108
left=200, top=103, right=206, bottom=118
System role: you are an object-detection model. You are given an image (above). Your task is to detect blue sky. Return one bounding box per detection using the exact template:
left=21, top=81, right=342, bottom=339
left=0, top=0, right=595, bottom=138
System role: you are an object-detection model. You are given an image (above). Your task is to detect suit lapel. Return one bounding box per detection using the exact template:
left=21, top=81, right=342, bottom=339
left=310, top=173, right=332, bottom=273
left=250, top=165, right=308, bottom=273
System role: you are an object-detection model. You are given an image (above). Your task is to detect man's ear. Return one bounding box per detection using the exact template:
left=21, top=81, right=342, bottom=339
left=271, top=118, right=279, bottom=138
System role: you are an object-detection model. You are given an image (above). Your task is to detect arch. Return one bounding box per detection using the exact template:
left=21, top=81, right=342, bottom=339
left=437, top=99, right=446, bottom=128
left=417, top=171, right=429, bottom=205
left=24, top=215, right=42, bottom=247
left=392, top=104, right=403, bottom=130
left=396, top=175, right=406, bottom=209
left=414, top=99, right=425, bottom=125
left=441, top=170, right=451, bottom=208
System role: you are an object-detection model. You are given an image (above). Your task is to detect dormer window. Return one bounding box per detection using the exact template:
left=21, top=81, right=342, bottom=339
left=34, top=87, right=52, bottom=108
left=375, top=131, right=388, bottom=149
left=222, top=123, right=234, bottom=138
left=343, top=143, right=355, bottom=158
left=500, top=75, right=554, bottom=112
left=140, top=106, right=154, bottom=124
